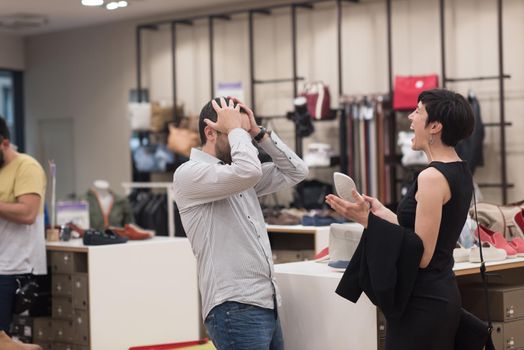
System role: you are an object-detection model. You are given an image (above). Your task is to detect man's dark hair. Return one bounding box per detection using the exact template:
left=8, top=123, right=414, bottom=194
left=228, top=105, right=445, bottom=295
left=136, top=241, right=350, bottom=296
left=418, top=89, right=474, bottom=147
left=0, top=116, right=10, bottom=141
left=198, top=97, right=247, bottom=145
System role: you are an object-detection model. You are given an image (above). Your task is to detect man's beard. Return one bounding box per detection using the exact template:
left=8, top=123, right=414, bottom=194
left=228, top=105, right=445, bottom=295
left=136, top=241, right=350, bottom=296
left=0, top=149, right=4, bottom=168
left=215, top=143, right=232, bottom=165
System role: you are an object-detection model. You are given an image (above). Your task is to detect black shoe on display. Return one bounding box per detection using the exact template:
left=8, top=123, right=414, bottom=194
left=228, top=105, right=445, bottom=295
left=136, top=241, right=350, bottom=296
left=82, top=229, right=128, bottom=246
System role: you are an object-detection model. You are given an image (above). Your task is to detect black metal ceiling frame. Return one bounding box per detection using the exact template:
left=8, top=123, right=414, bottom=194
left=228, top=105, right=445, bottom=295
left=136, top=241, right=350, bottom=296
left=385, top=0, right=511, bottom=204
left=439, top=0, right=511, bottom=203
left=135, top=0, right=357, bottom=157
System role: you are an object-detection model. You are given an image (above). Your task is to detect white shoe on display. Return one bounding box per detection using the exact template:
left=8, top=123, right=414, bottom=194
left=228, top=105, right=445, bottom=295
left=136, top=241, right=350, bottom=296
left=453, top=244, right=470, bottom=263
left=468, top=242, right=507, bottom=263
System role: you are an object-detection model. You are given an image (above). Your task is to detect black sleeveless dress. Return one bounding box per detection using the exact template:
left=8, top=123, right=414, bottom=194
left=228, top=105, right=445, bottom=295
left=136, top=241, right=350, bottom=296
left=385, top=161, right=473, bottom=350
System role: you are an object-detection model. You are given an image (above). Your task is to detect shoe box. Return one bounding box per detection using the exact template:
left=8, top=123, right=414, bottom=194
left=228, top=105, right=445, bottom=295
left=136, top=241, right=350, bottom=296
left=491, top=319, right=524, bottom=350
left=461, top=284, right=524, bottom=350
left=50, top=251, right=87, bottom=274
left=34, top=251, right=90, bottom=349
left=461, top=284, right=524, bottom=322
left=33, top=317, right=53, bottom=343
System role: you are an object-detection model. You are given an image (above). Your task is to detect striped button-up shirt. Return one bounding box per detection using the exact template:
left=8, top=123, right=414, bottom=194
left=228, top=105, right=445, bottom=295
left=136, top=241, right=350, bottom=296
left=173, top=128, right=308, bottom=320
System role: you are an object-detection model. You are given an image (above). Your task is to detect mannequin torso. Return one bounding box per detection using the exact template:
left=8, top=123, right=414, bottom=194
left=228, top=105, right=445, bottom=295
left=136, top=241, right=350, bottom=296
left=92, top=180, right=114, bottom=225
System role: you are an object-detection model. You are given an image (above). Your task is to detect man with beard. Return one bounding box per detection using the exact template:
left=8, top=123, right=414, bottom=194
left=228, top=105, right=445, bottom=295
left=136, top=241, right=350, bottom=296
left=173, top=97, right=308, bottom=350
left=0, top=117, right=46, bottom=340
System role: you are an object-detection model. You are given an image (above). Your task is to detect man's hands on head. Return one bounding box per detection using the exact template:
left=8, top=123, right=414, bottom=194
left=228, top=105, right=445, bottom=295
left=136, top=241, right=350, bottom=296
left=228, top=96, right=261, bottom=138
left=205, top=97, right=243, bottom=134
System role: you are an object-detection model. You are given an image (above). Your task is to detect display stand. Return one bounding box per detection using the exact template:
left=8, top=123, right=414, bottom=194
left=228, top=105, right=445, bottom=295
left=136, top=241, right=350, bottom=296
left=121, top=182, right=176, bottom=237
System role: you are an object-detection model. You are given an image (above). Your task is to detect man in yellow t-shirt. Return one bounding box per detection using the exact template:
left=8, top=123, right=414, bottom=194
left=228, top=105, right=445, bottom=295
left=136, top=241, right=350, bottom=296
left=0, top=117, right=46, bottom=336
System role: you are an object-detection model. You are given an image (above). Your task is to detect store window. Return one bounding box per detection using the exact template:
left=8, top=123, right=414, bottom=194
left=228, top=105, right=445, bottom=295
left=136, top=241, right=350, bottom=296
left=0, top=69, right=24, bottom=151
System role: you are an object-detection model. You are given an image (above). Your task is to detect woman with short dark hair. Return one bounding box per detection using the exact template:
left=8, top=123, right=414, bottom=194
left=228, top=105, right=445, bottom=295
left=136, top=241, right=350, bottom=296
left=326, top=88, right=475, bottom=349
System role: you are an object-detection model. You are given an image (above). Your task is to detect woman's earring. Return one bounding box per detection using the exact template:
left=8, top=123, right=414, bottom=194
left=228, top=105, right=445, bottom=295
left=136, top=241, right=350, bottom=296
left=429, top=134, right=434, bottom=145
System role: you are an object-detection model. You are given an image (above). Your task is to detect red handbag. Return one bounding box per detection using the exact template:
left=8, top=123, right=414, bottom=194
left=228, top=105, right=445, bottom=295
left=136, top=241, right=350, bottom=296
left=300, top=82, right=332, bottom=120
left=393, top=75, right=439, bottom=111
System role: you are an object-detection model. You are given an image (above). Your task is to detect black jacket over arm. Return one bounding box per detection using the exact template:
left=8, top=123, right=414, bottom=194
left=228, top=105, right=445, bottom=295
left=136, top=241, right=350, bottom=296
left=335, top=213, right=424, bottom=319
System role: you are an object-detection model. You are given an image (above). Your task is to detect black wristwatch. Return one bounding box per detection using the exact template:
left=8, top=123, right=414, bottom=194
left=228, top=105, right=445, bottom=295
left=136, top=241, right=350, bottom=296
left=254, top=126, right=267, bottom=142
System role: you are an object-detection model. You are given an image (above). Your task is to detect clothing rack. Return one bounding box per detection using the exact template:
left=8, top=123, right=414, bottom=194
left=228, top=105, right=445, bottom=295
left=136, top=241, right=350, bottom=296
left=341, top=94, right=390, bottom=202
left=121, top=182, right=176, bottom=237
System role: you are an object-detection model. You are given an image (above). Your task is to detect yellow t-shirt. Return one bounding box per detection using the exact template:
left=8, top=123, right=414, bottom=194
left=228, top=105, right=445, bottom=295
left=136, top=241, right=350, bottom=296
left=0, top=153, right=46, bottom=211
left=0, top=153, right=47, bottom=275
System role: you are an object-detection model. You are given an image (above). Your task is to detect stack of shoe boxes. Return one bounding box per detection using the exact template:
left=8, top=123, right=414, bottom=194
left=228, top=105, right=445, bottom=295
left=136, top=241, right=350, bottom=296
left=34, top=251, right=90, bottom=350
left=461, top=284, right=524, bottom=350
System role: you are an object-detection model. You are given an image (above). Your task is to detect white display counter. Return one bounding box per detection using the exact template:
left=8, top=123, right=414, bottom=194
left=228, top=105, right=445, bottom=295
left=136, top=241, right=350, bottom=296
left=46, top=237, right=199, bottom=350
left=275, top=257, right=524, bottom=350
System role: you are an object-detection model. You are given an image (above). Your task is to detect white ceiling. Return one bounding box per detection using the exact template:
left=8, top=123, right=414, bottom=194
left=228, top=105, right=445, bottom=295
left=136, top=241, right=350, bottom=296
left=0, top=0, right=253, bottom=36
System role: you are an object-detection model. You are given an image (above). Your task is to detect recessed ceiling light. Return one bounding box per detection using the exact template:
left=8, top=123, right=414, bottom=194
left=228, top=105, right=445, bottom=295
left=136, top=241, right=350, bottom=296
left=81, top=0, right=104, bottom=6
left=118, top=1, right=128, bottom=7
left=106, top=2, right=119, bottom=10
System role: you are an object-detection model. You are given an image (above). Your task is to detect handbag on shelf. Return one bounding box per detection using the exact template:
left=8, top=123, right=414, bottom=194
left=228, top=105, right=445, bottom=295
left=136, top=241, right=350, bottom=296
left=167, top=124, right=200, bottom=158
left=300, top=82, right=332, bottom=120
left=454, top=191, right=495, bottom=350
left=393, top=75, right=439, bottom=111
left=471, top=200, right=524, bottom=240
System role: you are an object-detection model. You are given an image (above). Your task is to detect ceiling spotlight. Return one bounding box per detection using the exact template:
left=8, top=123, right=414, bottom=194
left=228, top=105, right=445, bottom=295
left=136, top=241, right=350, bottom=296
left=106, top=2, right=119, bottom=10
left=118, top=1, right=128, bottom=7
left=81, top=0, right=104, bottom=6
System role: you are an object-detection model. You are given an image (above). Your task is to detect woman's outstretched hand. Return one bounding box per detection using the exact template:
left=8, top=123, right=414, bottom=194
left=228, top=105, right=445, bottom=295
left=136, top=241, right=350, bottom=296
left=326, top=189, right=369, bottom=228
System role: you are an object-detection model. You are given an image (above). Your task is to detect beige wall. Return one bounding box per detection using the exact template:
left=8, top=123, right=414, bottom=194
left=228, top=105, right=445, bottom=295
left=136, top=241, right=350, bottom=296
left=0, top=32, right=25, bottom=70
left=25, top=0, right=524, bottom=203
left=25, top=22, right=136, bottom=197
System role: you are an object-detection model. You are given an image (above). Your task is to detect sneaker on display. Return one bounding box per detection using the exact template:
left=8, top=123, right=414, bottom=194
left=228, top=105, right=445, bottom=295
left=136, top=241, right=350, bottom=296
left=82, top=229, right=128, bottom=246
left=469, top=242, right=507, bottom=263
left=453, top=243, right=470, bottom=263
left=476, top=225, right=518, bottom=258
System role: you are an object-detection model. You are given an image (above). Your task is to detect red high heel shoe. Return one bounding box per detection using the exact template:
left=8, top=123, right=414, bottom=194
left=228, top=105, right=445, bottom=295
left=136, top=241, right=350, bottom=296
left=476, top=225, right=518, bottom=258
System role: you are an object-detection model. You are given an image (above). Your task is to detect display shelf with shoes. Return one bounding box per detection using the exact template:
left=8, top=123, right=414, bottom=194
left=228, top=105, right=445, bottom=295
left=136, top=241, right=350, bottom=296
left=121, top=182, right=177, bottom=237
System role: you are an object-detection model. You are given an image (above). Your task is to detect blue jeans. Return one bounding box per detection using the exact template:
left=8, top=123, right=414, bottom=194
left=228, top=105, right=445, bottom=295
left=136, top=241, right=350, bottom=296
left=205, top=302, right=284, bottom=350
left=0, top=275, right=18, bottom=334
